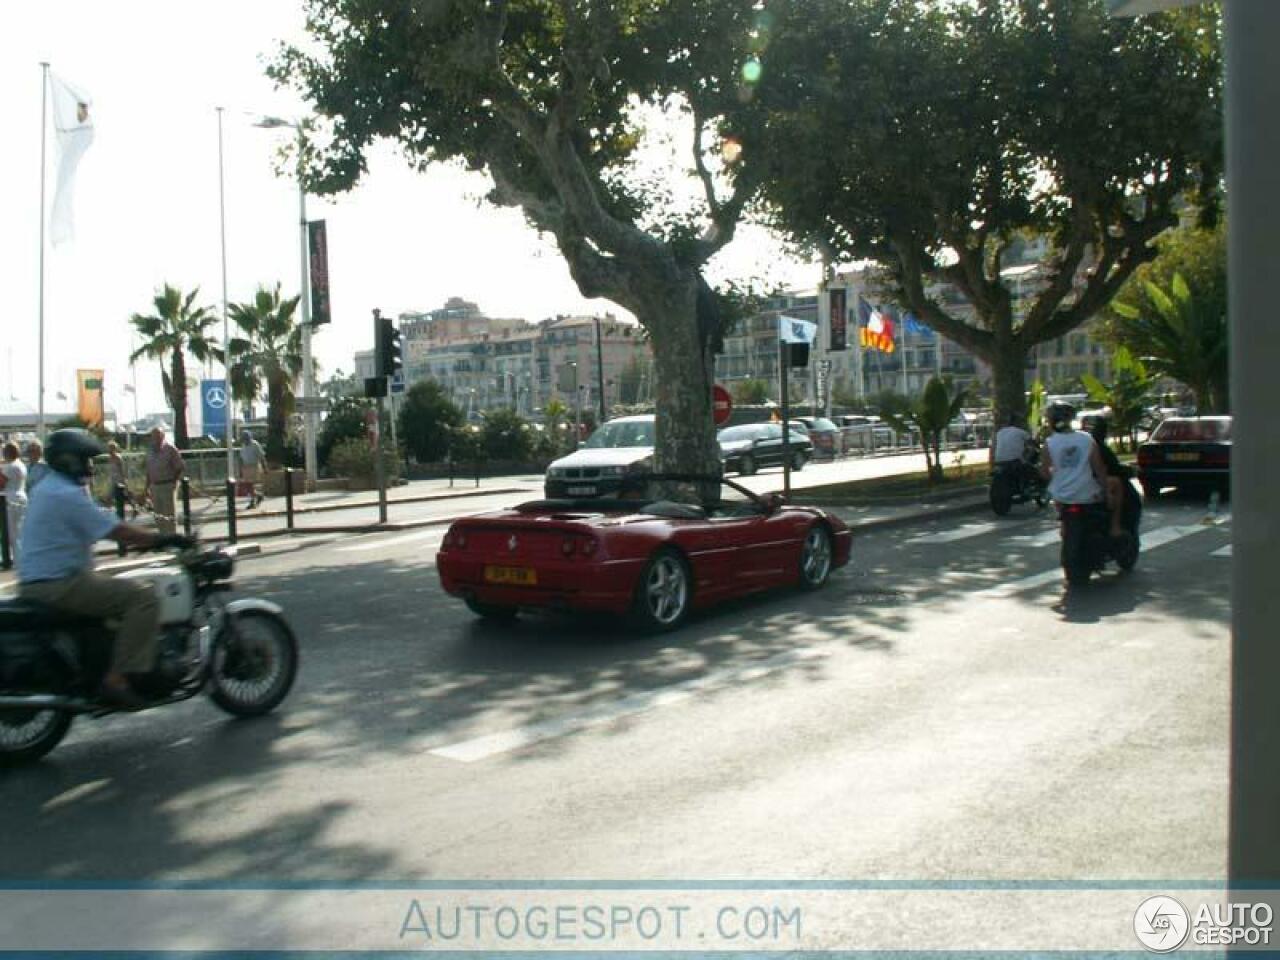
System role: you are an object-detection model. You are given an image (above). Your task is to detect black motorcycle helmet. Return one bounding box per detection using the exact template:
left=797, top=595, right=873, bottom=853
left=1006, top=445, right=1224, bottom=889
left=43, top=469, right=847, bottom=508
left=45, top=428, right=104, bottom=482
left=1046, top=402, right=1076, bottom=433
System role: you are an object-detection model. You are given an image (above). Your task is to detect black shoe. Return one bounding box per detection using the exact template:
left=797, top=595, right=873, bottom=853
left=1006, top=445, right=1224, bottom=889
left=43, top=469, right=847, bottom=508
left=96, top=679, right=147, bottom=711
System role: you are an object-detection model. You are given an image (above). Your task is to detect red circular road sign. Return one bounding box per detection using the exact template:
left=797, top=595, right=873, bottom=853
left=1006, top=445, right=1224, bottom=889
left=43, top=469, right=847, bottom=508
left=713, top=384, right=733, bottom=426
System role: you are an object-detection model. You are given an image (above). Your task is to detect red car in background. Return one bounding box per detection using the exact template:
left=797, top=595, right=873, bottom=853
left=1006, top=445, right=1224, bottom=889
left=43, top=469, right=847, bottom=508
left=1137, top=416, right=1231, bottom=498
left=437, top=475, right=853, bottom=632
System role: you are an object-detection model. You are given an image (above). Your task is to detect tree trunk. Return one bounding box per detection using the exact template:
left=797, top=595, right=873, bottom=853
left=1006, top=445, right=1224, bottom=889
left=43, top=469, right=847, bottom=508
left=991, top=337, right=1031, bottom=431
left=170, top=351, right=189, bottom=449
left=640, top=280, right=720, bottom=494
left=266, top=376, right=288, bottom=468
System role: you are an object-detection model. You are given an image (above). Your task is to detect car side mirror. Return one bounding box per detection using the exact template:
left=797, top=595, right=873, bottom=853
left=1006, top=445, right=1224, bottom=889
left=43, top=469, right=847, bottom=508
left=762, top=492, right=784, bottom=514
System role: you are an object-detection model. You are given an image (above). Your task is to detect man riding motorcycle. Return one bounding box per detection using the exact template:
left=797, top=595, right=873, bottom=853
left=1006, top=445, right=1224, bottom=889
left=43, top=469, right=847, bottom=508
left=16, top=429, right=186, bottom=708
left=990, top=414, right=1037, bottom=485
left=1040, top=403, right=1108, bottom=509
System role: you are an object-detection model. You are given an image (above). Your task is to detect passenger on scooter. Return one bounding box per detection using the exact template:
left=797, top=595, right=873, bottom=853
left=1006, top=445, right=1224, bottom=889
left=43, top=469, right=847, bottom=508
left=1089, top=418, right=1141, bottom=539
left=1040, top=403, right=1108, bottom=508
left=16, top=429, right=185, bottom=708
left=990, top=414, right=1036, bottom=487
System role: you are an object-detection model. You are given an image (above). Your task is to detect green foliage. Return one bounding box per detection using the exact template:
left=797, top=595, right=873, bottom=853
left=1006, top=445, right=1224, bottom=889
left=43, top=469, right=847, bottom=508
left=1106, top=225, right=1228, bottom=414
left=480, top=409, right=534, bottom=461
left=880, top=378, right=966, bottom=482
left=227, top=283, right=304, bottom=467
left=398, top=380, right=463, bottom=463
left=731, top=378, right=771, bottom=405
left=742, top=0, right=1223, bottom=424
left=1109, top=271, right=1227, bottom=413
left=1081, top=347, right=1156, bottom=449
left=319, top=395, right=375, bottom=470
left=327, top=437, right=400, bottom=485
left=1026, top=380, right=1047, bottom=437
left=129, top=283, right=220, bottom=449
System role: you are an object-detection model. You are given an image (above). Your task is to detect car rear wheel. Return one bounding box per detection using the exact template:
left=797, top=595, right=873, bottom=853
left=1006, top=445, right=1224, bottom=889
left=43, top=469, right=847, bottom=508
left=631, top=548, right=691, bottom=633
left=465, top=597, right=519, bottom=622
left=798, top=525, right=833, bottom=590
left=738, top=453, right=756, bottom=476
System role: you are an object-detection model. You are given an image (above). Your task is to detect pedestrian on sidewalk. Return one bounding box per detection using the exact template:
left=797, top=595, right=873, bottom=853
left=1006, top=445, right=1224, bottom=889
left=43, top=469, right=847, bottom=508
left=1, top=441, right=30, bottom=561
left=25, top=440, right=51, bottom=497
left=238, top=430, right=265, bottom=509
left=105, top=441, right=138, bottom=518
left=144, top=426, right=184, bottom=535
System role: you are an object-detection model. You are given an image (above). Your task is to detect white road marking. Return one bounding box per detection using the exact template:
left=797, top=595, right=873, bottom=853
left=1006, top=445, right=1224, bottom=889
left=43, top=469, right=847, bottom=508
left=1211, top=544, right=1232, bottom=558
left=905, top=522, right=1000, bottom=545
left=337, top=529, right=447, bottom=554
left=1007, top=528, right=1063, bottom=547
left=428, top=647, right=828, bottom=763
left=971, top=522, right=1217, bottom=600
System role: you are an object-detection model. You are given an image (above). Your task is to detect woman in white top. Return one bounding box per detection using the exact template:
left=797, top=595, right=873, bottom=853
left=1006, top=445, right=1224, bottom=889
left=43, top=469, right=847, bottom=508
left=1040, top=404, right=1107, bottom=505
left=0, top=441, right=29, bottom=560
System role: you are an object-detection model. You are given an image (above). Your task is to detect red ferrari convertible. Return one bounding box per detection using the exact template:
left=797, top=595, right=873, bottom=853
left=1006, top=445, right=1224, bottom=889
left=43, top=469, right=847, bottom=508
left=437, top=475, right=852, bottom=631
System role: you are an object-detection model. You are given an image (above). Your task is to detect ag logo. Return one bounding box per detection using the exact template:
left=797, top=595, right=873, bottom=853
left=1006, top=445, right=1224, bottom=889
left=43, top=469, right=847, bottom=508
left=205, top=385, right=227, bottom=409
left=1134, top=896, right=1190, bottom=953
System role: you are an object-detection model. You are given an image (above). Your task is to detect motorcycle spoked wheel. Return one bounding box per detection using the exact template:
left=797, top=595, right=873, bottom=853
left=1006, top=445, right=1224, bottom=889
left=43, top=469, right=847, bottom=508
left=1060, top=516, right=1095, bottom=587
left=209, top=610, right=298, bottom=718
left=0, top=706, right=73, bottom=766
left=1113, top=532, right=1140, bottom=571
left=989, top=478, right=1014, bottom=516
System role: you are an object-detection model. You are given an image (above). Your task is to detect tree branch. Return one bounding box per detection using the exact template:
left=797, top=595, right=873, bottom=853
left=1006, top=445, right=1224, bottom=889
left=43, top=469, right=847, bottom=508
left=893, top=237, right=995, bottom=357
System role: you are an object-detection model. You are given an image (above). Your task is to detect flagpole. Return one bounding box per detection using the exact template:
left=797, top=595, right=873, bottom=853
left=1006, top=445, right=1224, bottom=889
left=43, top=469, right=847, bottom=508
left=37, top=62, right=49, bottom=439
left=900, top=311, right=908, bottom=395
left=217, top=106, right=233, bottom=482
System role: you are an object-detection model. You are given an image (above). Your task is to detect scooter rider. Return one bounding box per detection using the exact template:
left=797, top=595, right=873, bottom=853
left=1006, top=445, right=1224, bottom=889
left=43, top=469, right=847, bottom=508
left=1089, top=417, right=1140, bottom=539
left=990, top=413, right=1035, bottom=485
left=1040, top=403, right=1108, bottom=508
left=16, top=429, right=188, bottom=708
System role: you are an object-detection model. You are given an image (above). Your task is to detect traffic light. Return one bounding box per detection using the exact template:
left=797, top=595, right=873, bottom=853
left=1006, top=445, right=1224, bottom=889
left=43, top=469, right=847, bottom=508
left=374, top=311, right=403, bottom=378
left=787, top=342, right=810, bottom=368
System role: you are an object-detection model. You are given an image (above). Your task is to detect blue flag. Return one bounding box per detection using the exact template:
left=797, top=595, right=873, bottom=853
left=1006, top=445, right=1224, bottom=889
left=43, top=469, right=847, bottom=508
left=201, top=379, right=229, bottom=438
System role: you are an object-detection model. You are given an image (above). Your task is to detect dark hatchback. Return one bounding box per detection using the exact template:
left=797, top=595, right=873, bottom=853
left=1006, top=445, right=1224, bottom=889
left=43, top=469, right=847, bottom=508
left=1137, top=416, right=1231, bottom=497
left=718, top=422, right=814, bottom=475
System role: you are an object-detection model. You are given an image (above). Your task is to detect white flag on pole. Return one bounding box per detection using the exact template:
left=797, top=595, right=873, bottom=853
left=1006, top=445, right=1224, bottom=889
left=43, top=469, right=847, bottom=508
left=48, top=72, right=94, bottom=246
left=778, top=315, right=817, bottom=344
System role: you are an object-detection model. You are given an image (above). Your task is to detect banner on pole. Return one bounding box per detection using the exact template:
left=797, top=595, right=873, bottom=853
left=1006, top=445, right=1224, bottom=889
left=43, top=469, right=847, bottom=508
left=308, top=220, right=331, bottom=326
left=75, top=369, right=104, bottom=428
left=828, top=287, right=847, bottom=352
left=201, top=379, right=228, bottom=439
left=48, top=72, right=95, bottom=246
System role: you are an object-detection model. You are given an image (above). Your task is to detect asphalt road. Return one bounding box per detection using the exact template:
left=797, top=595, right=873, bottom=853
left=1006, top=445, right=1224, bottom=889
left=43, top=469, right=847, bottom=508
left=0, top=491, right=1230, bottom=895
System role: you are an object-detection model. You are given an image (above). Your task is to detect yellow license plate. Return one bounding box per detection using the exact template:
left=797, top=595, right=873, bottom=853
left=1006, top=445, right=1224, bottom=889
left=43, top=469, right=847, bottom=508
left=484, top=565, right=537, bottom=585
left=1168, top=452, right=1200, bottom=462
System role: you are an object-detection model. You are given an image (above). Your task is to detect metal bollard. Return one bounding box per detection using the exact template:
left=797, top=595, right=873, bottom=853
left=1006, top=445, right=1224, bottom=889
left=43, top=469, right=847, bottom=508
left=0, top=500, right=10, bottom=570
left=474, top=458, right=481, bottom=489
left=447, top=457, right=454, bottom=489
left=115, top=483, right=128, bottom=556
left=284, top=467, right=295, bottom=530
left=225, top=478, right=238, bottom=545
left=180, top=477, right=193, bottom=537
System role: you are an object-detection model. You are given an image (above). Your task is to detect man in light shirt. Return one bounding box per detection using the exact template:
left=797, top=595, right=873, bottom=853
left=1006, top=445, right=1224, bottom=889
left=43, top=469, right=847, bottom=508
left=144, top=426, right=185, bottom=535
left=1040, top=403, right=1107, bottom=505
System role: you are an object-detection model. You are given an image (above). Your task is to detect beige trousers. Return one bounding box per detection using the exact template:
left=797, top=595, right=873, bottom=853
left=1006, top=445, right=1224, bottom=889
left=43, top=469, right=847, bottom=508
left=19, top=570, right=160, bottom=674
left=151, top=481, right=177, bottom=535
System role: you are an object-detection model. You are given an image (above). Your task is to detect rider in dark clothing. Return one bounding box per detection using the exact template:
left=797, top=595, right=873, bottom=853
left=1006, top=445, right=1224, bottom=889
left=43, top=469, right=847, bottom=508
left=1090, top=419, right=1141, bottom=538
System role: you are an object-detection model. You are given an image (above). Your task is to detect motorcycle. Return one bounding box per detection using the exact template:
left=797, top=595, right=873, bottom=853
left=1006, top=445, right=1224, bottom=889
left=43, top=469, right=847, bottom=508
left=0, top=541, right=298, bottom=765
left=989, top=450, right=1048, bottom=516
left=1058, top=489, right=1142, bottom=586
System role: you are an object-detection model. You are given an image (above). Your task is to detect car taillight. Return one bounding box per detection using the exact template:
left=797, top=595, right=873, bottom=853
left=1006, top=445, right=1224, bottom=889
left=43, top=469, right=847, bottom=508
left=581, top=537, right=598, bottom=557
left=1137, top=447, right=1156, bottom=466
left=444, top=529, right=466, bottom=549
left=561, top=537, right=577, bottom=557
left=1204, top=449, right=1231, bottom=466
left=561, top=535, right=598, bottom=557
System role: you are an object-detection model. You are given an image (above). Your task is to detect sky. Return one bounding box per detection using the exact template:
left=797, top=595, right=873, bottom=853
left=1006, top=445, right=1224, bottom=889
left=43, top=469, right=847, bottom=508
left=3, top=0, right=813, bottom=425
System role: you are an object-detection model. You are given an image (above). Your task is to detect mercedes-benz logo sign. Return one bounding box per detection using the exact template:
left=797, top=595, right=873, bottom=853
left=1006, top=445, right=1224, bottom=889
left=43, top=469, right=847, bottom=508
left=205, top=386, right=227, bottom=409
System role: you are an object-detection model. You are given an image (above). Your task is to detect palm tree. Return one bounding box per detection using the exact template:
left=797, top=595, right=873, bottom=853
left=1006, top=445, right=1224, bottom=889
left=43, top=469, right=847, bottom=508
left=227, top=283, right=303, bottom=467
left=1109, top=273, right=1228, bottom=414
left=129, top=284, right=220, bottom=449
left=881, top=378, right=967, bottom=483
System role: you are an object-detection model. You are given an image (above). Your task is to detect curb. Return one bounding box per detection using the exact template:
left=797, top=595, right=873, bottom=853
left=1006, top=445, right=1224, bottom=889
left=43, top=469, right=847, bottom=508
left=843, top=497, right=990, bottom=533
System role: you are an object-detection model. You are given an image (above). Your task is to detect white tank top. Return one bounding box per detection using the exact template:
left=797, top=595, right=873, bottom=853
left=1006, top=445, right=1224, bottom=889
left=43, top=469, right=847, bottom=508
left=1046, top=431, right=1102, bottom=504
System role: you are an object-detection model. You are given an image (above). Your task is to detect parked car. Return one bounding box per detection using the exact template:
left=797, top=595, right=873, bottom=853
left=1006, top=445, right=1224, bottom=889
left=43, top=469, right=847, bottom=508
left=1136, top=416, right=1231, bottom=498
left=718, top=422, right=814, bottom=475
left=837, top=415, right=896, bottom=452
left=791, top=416, right=841, bottom=460
left=544, top=414, right=654, bottom=498
left=437, top=475, right=853, bottom=632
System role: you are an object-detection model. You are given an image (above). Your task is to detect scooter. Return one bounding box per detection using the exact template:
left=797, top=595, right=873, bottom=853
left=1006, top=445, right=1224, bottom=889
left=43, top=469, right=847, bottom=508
left=1057, top=486, right=1142, bottom=586
left=0, top=540, right=298, bottom=765
left=989, top=448, right=1048, bottom=516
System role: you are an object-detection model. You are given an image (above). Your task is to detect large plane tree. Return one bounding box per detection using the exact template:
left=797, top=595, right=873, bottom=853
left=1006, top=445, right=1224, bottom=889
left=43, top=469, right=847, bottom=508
left=272, top=0, right=770, bottom=478
left=742, top=0, right=1222, bottom=424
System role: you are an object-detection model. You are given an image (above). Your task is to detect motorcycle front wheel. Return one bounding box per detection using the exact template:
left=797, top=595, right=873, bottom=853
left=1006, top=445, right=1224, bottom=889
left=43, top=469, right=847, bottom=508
left=209, top=610, right=298, bottom=717
left=0, top=707, right=72, bottom=766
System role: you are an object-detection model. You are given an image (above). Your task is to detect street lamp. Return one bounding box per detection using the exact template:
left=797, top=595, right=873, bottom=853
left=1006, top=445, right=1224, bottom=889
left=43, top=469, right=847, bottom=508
left=254, top=114, right=318, bottom=487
